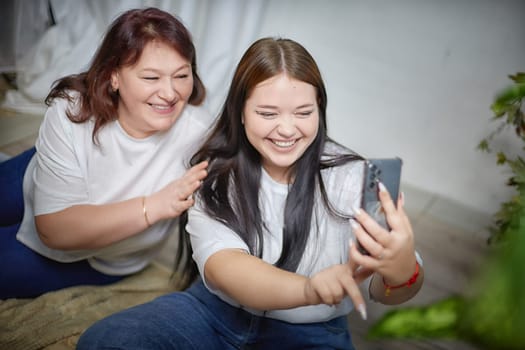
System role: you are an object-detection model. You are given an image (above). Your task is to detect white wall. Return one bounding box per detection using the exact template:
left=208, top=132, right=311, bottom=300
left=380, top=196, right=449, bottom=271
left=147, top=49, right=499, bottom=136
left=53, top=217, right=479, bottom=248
left=254, top=0, right=525, bottom=215
left=4, top=0, right=524, bottom=216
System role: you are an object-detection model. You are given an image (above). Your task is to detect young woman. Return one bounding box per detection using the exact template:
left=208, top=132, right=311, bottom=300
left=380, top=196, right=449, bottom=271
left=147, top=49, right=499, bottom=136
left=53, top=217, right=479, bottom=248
left=77, top=37, right=423, bottom=349
left=0, top=7, right=210, bottom=299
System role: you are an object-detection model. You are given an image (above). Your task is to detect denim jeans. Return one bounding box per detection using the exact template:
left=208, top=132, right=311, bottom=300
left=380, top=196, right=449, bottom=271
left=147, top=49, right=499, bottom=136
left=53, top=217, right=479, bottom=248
left=77, top=279, right=354, bottom=349
left=0, top=147, right=35, bottom=226
left=0, top=148, right=123, bottom=299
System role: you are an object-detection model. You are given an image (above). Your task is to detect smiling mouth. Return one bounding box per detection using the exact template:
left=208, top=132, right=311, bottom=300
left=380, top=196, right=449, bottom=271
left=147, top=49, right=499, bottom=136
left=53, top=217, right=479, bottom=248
left=271, top=139, right=297, bottom=148
left=149, top=103, right=176, bottom=111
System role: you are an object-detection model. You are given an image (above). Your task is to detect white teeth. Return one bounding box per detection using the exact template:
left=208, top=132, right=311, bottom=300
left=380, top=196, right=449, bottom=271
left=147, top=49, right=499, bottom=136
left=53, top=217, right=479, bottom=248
left=151, top=104, right=171, bottom=110
left=272, top=140, right=295, bottom=147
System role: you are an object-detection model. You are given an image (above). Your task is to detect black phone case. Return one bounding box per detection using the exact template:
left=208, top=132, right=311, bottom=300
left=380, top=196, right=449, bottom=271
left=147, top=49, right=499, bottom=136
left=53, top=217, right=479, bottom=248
left=358, top=158, right=403, bottom=255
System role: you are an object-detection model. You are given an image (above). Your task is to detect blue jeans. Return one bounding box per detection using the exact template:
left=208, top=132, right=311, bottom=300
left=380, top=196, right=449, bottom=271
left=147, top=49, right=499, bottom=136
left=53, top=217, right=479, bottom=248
left=0, top=148, right=123, bottom=299
left=0, top=147, right=35, bottom=226
left=77, top=279, right=354, bottom=349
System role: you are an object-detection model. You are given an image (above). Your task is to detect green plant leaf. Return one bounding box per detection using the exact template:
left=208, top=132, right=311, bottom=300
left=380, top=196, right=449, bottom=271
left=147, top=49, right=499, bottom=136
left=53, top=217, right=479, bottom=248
left=509, top=72, right=525, bottom=84
left=496, top=152, right=507, bottom=165
left=494, top=84, right=525, bottom=105
left=477, top=139, right=490, bottom=152
left=367, top=296, right=464, bottom=339
left=490, top=101, right=508, bottom=118
left=459, top=192, right=525, bottom=349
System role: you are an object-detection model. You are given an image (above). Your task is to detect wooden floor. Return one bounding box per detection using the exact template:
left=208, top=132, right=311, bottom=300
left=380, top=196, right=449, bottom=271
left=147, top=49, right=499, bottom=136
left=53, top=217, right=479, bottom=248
left=0, top=74, right=490, bottom=350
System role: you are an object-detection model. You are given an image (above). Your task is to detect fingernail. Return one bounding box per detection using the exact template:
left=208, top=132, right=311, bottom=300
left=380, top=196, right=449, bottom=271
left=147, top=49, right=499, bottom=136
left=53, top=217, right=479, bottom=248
left=378, top=182, right=386, bottom=192
left=352, top=206, right=361, bottom=216
left=357, top=303, right=367, bottom=321
left=348, top=238, right=354, bottom=248
left=350, top=219, right=359, bottom=230
left=400, top=191, right=405, bottom=206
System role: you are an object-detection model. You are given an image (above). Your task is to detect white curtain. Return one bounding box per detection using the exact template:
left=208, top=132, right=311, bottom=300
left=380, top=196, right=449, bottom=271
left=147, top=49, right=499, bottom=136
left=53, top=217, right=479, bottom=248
left=2, top=0, right=267, bottom=116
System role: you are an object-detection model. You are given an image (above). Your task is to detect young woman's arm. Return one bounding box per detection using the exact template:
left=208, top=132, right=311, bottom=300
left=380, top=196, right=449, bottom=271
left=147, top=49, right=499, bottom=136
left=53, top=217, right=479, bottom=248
left=368, top=262, right=424, bottom=305
left=204, top=247, right=369, bottom=312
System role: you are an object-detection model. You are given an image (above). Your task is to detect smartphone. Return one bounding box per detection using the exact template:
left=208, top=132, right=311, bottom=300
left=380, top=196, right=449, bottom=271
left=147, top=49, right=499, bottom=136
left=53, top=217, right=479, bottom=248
left=357, top=157, right=403, bottom=255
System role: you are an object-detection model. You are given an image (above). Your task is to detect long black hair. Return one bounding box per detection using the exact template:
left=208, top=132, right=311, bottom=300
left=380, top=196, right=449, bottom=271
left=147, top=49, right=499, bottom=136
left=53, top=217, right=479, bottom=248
left=188, top=37, right=361, bottom=277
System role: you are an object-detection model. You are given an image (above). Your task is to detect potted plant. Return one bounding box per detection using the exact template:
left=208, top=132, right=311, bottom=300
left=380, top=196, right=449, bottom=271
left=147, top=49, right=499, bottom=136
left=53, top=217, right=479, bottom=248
left=367, top=73, right=525, bottom=350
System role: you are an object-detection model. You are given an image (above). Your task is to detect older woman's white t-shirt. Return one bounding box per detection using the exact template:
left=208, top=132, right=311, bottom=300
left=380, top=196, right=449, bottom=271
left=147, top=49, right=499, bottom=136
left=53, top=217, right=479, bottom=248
left=17, top=95, right=212, bottom=275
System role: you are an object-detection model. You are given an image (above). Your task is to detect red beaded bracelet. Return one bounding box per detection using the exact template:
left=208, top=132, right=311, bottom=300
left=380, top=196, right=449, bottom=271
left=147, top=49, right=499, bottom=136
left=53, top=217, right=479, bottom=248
left=383, top=262, right=420, bottom=296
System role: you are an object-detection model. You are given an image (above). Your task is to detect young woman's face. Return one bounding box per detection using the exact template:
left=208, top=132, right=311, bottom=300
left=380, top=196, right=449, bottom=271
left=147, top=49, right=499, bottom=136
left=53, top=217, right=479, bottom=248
left=243, top=73, right=319, bottom=183
left=111, top=41, right=194, bottom=138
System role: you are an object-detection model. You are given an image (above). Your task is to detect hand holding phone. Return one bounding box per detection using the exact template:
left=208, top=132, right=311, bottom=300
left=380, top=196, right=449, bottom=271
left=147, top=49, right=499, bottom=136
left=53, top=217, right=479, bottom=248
left=357, top=158, right=403, bottom=255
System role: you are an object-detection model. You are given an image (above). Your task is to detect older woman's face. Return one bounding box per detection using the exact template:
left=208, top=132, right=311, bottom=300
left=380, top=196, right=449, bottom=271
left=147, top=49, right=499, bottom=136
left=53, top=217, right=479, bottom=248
left=243, top=73, right=319, bottom=183
left=111, top=41, right=194, bottom=139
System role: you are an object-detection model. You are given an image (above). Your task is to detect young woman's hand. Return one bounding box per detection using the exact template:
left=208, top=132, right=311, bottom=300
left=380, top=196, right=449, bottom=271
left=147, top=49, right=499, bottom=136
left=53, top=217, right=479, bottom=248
left=350, top=183, right=423, bottom=303
left=303, top=246, right=373, bottom=319
left=145, top=161, right=208, bottom=224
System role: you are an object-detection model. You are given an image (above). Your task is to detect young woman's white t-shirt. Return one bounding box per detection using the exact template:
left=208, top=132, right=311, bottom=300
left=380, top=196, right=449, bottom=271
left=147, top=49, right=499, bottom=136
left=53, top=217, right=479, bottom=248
left=16, top=94, right=213, bottom=275
left=187, top=143, right=367, bottom=323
